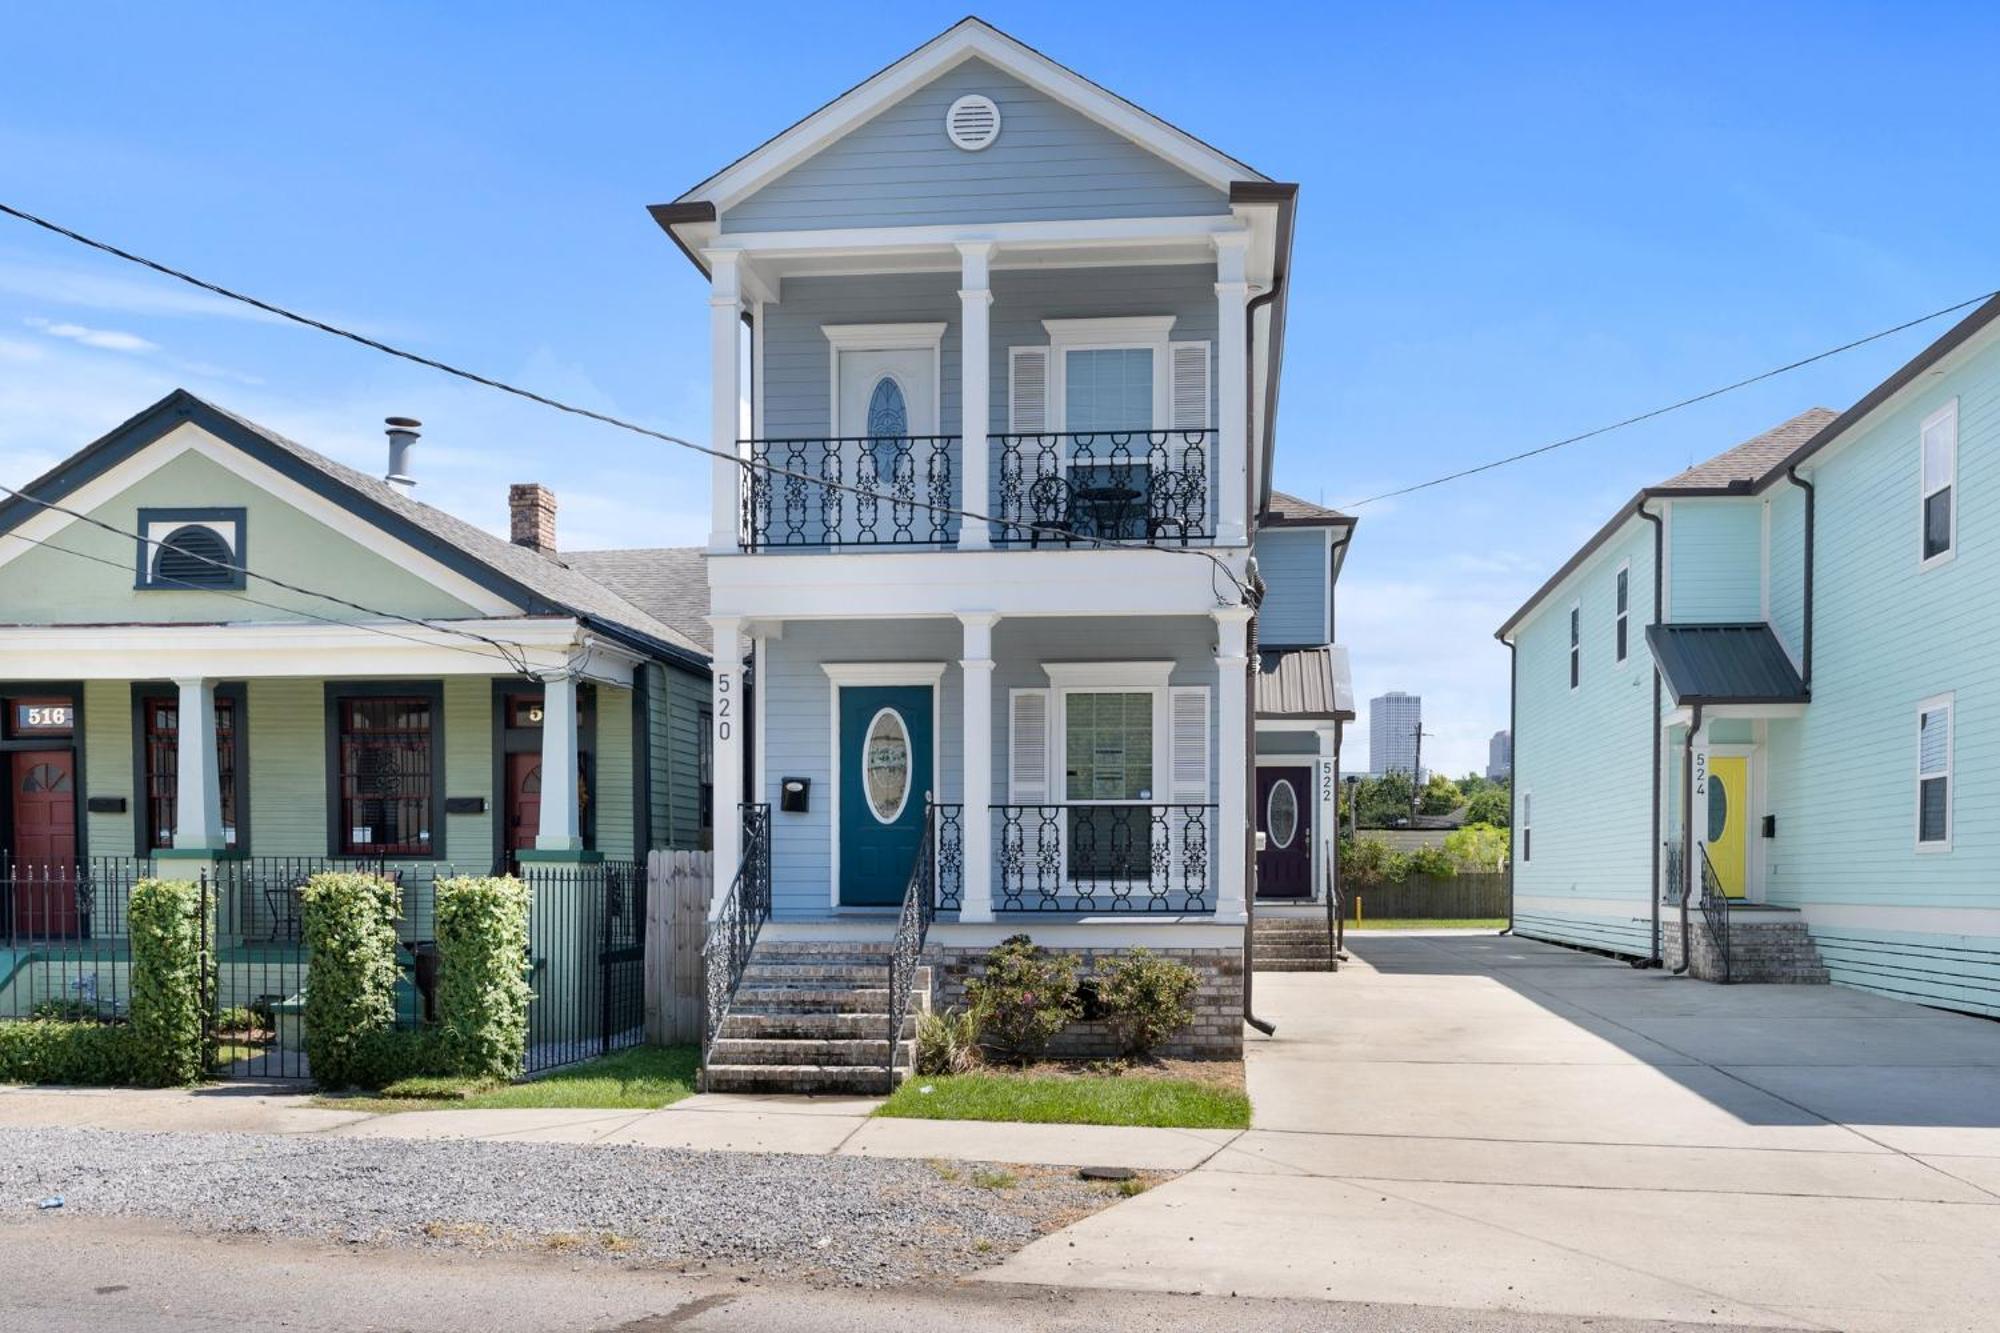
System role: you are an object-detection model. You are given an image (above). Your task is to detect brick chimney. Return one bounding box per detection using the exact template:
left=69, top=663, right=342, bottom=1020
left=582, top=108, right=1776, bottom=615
left=508, top=483, right=557, bottom=555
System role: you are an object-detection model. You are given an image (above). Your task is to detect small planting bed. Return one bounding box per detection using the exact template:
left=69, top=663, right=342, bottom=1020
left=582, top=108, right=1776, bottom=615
left=1346, top=918, right=1505, bottom=931
left=318, top=1045, right=699, bottom=1114
left=876, top=1057, right=1249, bottom=1129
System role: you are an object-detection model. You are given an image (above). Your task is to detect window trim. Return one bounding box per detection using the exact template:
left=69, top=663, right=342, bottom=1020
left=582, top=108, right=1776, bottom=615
left=1042, top=316, right=1177, bottom=433
left=1568, top=602, right=1581, bottom=690
left=324, top=681, right=445, bottom=859
left=1916, top=692, right=1954, bottom=852
left=131, top=682, right=249, bottom=857
left=1919, top=399, right=1958, bottom=571
left=1613, top=560, right=1631, bottom=665
left=134, top=506, right=247, bottom=591
left=1519, top=790, right=1532, bottom=863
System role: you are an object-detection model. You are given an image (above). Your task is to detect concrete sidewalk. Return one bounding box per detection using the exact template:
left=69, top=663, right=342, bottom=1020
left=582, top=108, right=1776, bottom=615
left=0, top=1083, right=1239, bottom=1172
left=985, top=932, right=2000, bottom=1332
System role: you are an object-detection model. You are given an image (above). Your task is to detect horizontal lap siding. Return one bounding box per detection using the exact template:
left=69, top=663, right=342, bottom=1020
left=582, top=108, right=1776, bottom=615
left=594, top=686, right=634, bottom=862
left=764, top=272, right=962, bottom=442
left=247, top=680, right=325, bottom=857
left=1768, top=486, right=1806, bottom=660
left=441, top=678, right=491, bottom=868
left=82, top=680, right=135, bottom=857
left=723, top=58, right=1228, bottom=232
left=1668, top=498, right=1761, bottom=621
left=1254, top=528, right=1328, bottom=646
left=663, top=667, right=707, bottom=850
left=1511, top=518, right=1658, bottom=956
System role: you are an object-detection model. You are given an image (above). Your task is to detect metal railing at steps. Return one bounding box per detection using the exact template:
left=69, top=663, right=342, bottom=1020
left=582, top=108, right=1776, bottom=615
left=1697, top=844, right=1733, bottom=985
left=701, top=803, right=772, bottom=1064
left=886, top=796, right=940, bottom=1095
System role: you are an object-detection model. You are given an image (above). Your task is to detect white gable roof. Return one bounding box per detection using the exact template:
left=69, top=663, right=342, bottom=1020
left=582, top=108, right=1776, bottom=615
left=675, top=17, right=1266, bottom=213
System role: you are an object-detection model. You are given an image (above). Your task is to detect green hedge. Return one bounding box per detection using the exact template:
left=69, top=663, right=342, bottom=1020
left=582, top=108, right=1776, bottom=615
left=0, top=1020, right=142, bottom=1085
left=435, top=875, right=533, bottom=1081
left=300, top=872, right=402, bottom=1090
left=128, top=877, right=211, bottom=1085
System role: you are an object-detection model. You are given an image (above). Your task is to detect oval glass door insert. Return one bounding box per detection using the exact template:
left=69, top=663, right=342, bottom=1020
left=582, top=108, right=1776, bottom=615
left=1268, top=779, right=1299, bottom=849
left=863, top=707, right=912, bottom=824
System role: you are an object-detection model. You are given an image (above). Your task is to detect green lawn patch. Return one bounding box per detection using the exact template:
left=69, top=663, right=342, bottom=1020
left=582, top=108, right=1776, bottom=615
left=1346, top=918, right=1505, bottom=931
left=876, top=1072, right=1250, bottom=1129
left=320, top=1044, right=699, bottom=1114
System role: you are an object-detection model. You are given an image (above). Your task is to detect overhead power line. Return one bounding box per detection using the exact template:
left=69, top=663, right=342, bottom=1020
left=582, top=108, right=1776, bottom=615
left=0, top=201, right=1249, bottom=600
left=1340, top=289, right=1998, bottom=509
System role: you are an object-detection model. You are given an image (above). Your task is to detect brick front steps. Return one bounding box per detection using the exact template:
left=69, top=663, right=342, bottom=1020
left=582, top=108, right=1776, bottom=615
left=1664, top=906, right=1830, bottom=984
left=703, top=941, right=920, bottom=1095
left=1252, top=914, right=1339, bottom=972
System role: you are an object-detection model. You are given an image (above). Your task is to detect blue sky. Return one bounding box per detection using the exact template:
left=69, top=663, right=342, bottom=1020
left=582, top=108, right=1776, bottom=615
left=2, top=1, right=1995, bottom=776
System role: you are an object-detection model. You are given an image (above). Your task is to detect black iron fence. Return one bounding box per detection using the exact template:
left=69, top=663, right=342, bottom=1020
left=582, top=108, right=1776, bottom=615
left=994, top=430, right=1212, bottom=546
left=886, top=798, right=940, bottom=1093
left=931, top=803, right=964, bottom=911
left=1343, top=873, right=1508, bottom=920
left=702, top=804, right=771, bottom=1060
left=741, top=436, right=958, bottom=548
left=520, top=858, right=648, bottom=1072
left=993, top=803, right=1214, bottom=912
left=0, top=856, right=153, bottom=1021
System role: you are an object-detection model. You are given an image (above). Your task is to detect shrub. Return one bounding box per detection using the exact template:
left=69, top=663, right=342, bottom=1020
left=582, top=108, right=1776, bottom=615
left=1404, top=844, right=1459, bottom=879
left=128, top=877, right=211, bottom=1086
left=1097, top=948, right=1200, bottom=1057
left=914, top=1006, right=982, bottom=1076
left=1341, top=837, right=1396, bottom=887
left=29, top=997, right=106, bottom=1023
left=966, top=935, right=1080, bottom=1065
left=300, top=872, right=402, bottom=1089
left=0, top=1020, right=141, bottom=1085
left=346, top=1028, right=454, bottom=1090
left=434, top=875, right=533, bottom=1082
left=1464, top=787, right=1510, bottom=828
left=1444, top=822, right=1509, bottom=872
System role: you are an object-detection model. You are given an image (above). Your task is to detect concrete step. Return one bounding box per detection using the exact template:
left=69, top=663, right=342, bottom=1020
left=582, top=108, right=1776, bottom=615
left=1257, top=958, right=1336, bottom=972
left=719, top=1011, right=911, bottom=1040
left=707, top=1037, right=911, bottom=1067
left=750, top=941, right=895, bottom=957
left=731, top=986, right=893, bottom=1014
left=702, top=1063, right=903, bottom=1095
left=739, top=961, right=892, bottom=985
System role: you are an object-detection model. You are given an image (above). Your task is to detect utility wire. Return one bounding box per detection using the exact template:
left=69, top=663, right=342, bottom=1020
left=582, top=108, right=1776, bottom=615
left=1341, top=289, right=1999, bottom=509
left=0, top=202, right=1249, bottom=600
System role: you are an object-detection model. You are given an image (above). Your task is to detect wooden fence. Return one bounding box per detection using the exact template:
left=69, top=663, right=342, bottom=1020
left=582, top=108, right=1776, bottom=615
left=1345, top=872, right=1507, bottom=921
left=643, top=849, right=712, bottom=1045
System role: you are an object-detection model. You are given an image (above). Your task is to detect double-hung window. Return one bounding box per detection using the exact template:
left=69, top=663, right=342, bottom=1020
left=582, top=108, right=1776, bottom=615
left=1921, top=400, right=1957, bottom=567
left=1614, top=563, right=1630, bottom=664
left=1519, top=791, right=1532, bottom=863
left=1917, top=695, right=1953, bottom=850
left=1568, top=604, right=1581, bottom=689
left=333, top=692, right=438, bottom=856
left=1064, top=691, right=1155, bottom=878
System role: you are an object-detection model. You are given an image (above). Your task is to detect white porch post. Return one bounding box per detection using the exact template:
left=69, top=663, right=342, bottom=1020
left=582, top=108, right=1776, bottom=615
left=957, top=242, right=994, bottom=550
left=709, top=616, right=746, bottom=917
left=1213, top=232, right=1251, bottom=545
left=1317, top=725, right=1338, bottom=902
left=1213, top=607, right=1252, bottom=921
left=708, top=252, right=744, bottom=553
left=957, top=612, right=999, bottom=921
left=172, top=678, right=224, bottom=852
left=533, top=674, right=582, bottom=853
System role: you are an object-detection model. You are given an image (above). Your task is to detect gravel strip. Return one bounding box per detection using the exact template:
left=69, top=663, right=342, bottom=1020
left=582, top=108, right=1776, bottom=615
left=0, top=1127, right=1121, bottom=1286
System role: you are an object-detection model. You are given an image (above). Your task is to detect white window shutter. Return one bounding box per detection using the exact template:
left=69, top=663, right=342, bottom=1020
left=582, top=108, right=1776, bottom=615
left=1169, top=686, right=1210, bottom=802
left=1170, top=342, right=1210, bottom=431
left=1167, top=685, right=1212, bottom=906
left=1009, top=347, right=1049, bottom=434
left=1008, top=689, right=1051, bottom=803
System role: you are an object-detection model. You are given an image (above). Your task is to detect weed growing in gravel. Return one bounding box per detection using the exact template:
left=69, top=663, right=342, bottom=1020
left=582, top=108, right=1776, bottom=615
left=1114, top=1178, right=1149, bottom=1197
left=925, top=1158, right=963, bottom=1183
left=971, top=1168, right=1018, bottom=1190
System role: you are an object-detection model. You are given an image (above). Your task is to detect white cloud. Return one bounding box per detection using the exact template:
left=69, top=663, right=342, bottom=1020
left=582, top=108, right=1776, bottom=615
left=0, top=256, right=281, bottom=324
left=24, top=316, right=157, bottom=353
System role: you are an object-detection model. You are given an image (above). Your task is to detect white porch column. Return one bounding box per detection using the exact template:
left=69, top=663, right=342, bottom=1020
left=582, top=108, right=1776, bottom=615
left=1213, top=232, right=1251, bottom=545
left=709, top=616, right=746, bottom=917
left=1317, top=725, right=1339, bottom=903
left=172, top=678, right=224, bottom=852
left=957, top=242, right=995, bottom=550
left=534, top=674, right=582, bottom=852
left=708, top=252, right=744, bottom=553
left=957, top=612, right=999, bottom=921
left=1213, top=607, right=1252, bottom=922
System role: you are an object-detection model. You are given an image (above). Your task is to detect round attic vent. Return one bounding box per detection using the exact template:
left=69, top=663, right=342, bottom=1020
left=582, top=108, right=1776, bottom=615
left=945, top=94, right=1001, bottom=151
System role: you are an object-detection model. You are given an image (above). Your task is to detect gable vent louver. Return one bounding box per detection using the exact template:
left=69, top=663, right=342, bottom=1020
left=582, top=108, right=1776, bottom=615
left=153, top=525, right=236, bottom=588
left=945, top=94, right=1001, bottom=152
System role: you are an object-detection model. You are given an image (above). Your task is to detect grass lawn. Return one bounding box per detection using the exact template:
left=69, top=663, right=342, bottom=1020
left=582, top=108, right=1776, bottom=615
left=319, top=1044, right=700, bottom=1114
left=876, top=1068, right=1251, bottom=1129
left=1346, top=918, right=1505, bottom=931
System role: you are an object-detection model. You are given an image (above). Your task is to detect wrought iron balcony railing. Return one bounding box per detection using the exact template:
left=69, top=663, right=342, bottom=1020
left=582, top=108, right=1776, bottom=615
left=740, top=436, right=957, bottom=549
left=993, top=802, right=1215, bottom=912
left=995, top=430, right=1213, bottom=547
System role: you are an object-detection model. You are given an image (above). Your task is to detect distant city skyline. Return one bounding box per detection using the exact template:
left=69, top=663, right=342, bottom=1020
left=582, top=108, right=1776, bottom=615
left=1369, top=691, right=1424, bottom=780
left=1487, top=730, right=1512, bottom=781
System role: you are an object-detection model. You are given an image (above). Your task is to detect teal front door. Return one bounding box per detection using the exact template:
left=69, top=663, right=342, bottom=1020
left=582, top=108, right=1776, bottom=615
left=838, top=684, right=933, bottom=907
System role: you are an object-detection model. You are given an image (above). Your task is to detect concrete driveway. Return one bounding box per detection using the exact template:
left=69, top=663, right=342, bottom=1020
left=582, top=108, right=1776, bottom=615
left=986, top=931, right=2000, bottom=1332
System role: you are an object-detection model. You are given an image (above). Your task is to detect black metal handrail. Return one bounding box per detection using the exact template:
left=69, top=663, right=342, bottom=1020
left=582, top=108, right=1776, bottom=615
left=993, top=802, right=1216, bottom=912
left=702, top=803, right=772, bottom=1062
left=994, top=430, right=1212, bottom=547
left=1697, top=844, right=1732, bottom=984
left=932, top=802, right=964, bottom=911
left=886, top=796, right=939, bottom=1093
left=740, top=436, right=957, bottom=549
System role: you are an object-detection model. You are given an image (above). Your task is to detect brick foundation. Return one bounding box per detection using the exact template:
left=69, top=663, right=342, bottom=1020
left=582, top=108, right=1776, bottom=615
left=929, top=943, right=1244, bottom=1060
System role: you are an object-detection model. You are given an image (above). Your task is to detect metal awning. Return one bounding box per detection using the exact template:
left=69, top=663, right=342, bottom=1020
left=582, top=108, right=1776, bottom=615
left=1257, top=645, right=1354, bottom=721
left=1646, top=623, right=1807, bottom=706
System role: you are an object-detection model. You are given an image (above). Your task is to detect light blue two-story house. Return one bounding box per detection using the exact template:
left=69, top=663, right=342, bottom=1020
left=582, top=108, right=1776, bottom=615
left=653, top=18, right=1352, bottom=1090
left=1499, top=294, right=2000, bottom=1016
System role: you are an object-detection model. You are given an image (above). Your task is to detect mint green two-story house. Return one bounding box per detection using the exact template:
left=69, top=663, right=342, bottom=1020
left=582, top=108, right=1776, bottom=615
left=1498, top=295, right=2000, bottom=1016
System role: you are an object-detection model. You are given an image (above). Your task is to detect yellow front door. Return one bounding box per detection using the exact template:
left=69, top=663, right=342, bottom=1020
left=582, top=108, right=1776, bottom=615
left=1704, top=754, right=1749, bottom=899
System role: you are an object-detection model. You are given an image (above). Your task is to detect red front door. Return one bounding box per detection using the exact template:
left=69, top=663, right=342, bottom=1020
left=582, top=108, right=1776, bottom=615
left=9, top=750, right=79, bottom=937
left=1255, top=765, right=1314, bottom=899
left=505, top=752, right=543, bottom=869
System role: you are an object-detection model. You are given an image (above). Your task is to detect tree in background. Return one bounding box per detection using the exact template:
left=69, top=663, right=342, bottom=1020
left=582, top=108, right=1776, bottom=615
left=1352, top=771, right=1416, bottom=827
left=1444, top=822, right=1509, bottom=871
left=1418, top=773, right=1464, bottom=816
left=1465, top=783, right=1511, bottom=828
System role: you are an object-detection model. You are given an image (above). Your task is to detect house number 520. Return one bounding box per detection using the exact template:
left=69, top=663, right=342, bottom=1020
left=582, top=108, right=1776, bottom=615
left=715, top=674, right=733, bottom=741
